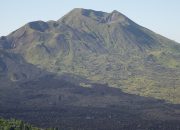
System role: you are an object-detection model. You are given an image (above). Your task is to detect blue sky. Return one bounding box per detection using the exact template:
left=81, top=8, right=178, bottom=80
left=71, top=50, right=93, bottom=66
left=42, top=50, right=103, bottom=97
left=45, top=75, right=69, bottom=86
left=0, top=0, right=180, bottom=42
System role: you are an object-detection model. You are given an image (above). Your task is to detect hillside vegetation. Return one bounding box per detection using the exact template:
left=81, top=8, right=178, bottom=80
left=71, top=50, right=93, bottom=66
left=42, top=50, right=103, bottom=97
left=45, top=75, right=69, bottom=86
left=0, top=118, right=41, bottom=130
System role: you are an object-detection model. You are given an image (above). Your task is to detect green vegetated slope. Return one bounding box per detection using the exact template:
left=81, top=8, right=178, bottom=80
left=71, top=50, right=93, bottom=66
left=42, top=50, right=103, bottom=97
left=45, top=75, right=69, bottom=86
left=0, top=8, right=180, bottom=103
left=0, top=118, right=41, bottom=130
left=0, top=118, right=61, bottom=130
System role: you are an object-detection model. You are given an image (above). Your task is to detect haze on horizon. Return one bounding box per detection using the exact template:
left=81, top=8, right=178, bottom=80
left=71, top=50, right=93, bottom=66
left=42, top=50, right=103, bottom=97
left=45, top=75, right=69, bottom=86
left=0, top=0, right=180, bottom=43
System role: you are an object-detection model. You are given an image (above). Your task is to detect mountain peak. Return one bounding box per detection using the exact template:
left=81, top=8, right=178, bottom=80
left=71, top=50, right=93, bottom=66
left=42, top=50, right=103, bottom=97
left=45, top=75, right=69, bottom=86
left=58, top=8, right=132, bottom=26
left=58, top=8, right=108, bottom=23
left=70, top=8, right=107, bottom=17
left=110, top=10, right=125, bottom=17
left=69, top=8, right=83, bottom=15
left=103, top=10, right=130, bottom=25
left=111, top=10, right=120, bottom=14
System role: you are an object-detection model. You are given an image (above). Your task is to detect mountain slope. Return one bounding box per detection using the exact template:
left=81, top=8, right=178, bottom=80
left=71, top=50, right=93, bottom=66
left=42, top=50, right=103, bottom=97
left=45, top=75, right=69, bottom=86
left=0, top=74, right=180, bottom=129
left=0, top=8, right=180, bottom=130
left=0, top=8, right=180, bottom=104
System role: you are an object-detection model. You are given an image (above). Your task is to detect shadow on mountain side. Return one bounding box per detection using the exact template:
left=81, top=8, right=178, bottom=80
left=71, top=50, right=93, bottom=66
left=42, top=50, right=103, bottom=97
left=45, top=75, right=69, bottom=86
left=0, top=74, right=180, bottom=130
